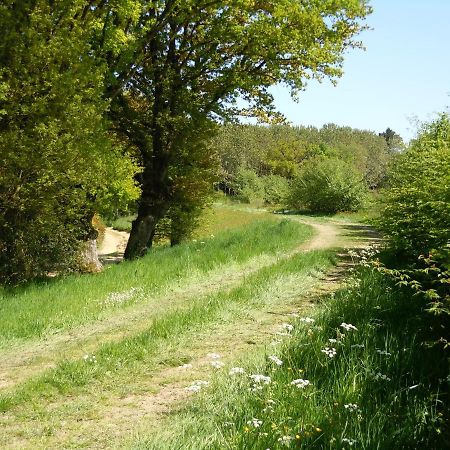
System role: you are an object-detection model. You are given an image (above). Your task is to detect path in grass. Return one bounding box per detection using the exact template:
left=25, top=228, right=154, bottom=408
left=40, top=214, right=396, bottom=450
left=0, top=213, right=379, bottom=448
left=0, top=218, right=342, bottom=392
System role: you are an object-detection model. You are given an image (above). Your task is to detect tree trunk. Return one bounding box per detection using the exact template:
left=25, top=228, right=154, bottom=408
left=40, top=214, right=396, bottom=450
left=124, top=211, right=158, bottom=259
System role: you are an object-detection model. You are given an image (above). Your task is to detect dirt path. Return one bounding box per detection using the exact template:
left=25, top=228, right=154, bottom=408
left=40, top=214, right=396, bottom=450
left=0, top=218, right=378, bottom=393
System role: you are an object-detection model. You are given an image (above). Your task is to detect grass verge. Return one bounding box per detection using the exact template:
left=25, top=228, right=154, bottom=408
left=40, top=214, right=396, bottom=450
left=0, top=219, right=312, bottom=345
left=132, top=266, right=448, bottom=449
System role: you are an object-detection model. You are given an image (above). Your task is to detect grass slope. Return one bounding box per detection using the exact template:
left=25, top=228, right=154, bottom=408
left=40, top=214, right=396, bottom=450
left=0, top=219, right=312, bottom=345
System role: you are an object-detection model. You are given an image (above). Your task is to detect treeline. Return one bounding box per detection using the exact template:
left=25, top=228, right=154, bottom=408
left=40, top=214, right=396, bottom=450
left=211, top=123, right=399, bottom=211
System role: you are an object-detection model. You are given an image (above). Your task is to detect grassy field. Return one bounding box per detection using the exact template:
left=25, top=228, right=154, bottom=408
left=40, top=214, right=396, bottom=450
left=0, top=225, right=338, bottom=448
left=2, top=205, right=441, bottom=449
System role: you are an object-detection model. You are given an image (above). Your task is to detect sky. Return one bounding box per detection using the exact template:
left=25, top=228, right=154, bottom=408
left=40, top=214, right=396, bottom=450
left=271, top=0, right=450, bottom=142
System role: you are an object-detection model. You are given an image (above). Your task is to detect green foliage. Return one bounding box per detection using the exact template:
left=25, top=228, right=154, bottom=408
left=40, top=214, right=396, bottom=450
left=289, top=157, right=367, bottom=213
left=212, top=124, right=391, bottom=191
left=232, top=168, right=266, bottom=204
left=262, top=174, right=291, bottom=206
left=378, top=114, right=450, bottom=257
left=376, top=115, right=450, bottom=350
left=0, top=2, right=140, bottom=283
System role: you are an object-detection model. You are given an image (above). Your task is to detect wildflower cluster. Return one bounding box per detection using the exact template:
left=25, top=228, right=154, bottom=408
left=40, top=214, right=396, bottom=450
left=83, top=354, right=96, bottom=363
left=185, top=380, right=209, bottom=393
left=103, top=287, right=143, bottom=307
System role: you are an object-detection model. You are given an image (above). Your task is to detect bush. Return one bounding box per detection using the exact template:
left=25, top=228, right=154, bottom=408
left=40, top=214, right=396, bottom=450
left=377, top=114, right=450, bottom=257
left=232, top=168, right=265, bottom=204
left=261, top=174, right=291, bottom=205
left=289, top=157, right=367, bottom=213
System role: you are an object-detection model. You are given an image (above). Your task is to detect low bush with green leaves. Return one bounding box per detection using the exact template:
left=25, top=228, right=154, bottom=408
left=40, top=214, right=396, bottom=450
left=289, top=157, right=367, bottom=213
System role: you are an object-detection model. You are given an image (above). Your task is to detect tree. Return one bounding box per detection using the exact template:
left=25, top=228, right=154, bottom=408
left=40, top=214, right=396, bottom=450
left=379, top=127, right=404, bottom=152
left=289, top=157, right=367, bottom=213
left=0, top=2, right=140, bottom=283
left=92, top=0, right=372, bottom=259
left=378, top=115, right=450, bottom=257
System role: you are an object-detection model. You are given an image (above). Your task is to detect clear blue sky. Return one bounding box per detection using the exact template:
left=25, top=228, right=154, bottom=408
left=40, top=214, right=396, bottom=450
left=271, top=0, right=450, bottom=141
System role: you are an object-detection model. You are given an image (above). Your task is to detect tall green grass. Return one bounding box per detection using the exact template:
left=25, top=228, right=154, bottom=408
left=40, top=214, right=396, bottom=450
left=0, top=250, right=333, bottom=413
left=133, top=267, right=447, bottom=449
left=0, top=220, right=312, bottom=345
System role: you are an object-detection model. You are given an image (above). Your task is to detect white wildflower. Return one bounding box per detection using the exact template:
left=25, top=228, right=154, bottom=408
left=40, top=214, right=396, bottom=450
left=321, top=347, right=337, bottom=358
left=374, top=372, right=391, bottom=381
left=290, top=378, right=310, bottom=389
left=247, top=418, right=263, bottom=428
left=249, top=374, right=272, bottom=384
left=268, top=355, right=283, bottom=366
left=376, top=349, right=391, bottom=356
left=299, top=317, right=315, bottom=324
left=281, top=323, right=294, bottom=332
left=328, top=338, right=338, bottom=343
left=83, top=354, right=96, bottom=363
left=210, top=360, right=225, bottom=369
left=229, top=367, right=245, bottom=375
left=278, top=435, right=294, bottom=446
left=104, top=287, right=143, bottom=306
left=344, top=403, right=359, bottom=412
left=341, top=323, right=358, bottom=331
left=185, top=380, right=209, bottom=392
left=342, top=438, right=357, bottom=446
left=179, top=363, right=193, bottom=369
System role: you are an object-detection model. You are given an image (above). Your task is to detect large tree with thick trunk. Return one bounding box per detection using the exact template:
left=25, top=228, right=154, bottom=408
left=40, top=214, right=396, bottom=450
left=91, top=0, right=371, bottom=259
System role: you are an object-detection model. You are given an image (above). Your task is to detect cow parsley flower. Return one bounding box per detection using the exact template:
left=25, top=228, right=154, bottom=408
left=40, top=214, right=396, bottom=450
left=291, top=378, right=310, bottom=389
left=247, top=418, right=263, bottom=428
left=210, top=360, right=225, bottom=369
left=268, top=355, right=283, bottom=366
left=299, top=317, right=315, bottom=323
left=321, top=347, right=337, bottom=358
left=344, top=403, right=359, bottom=412
left=341, top=323, right=358, bottom=331
left=185, top=380, right=209, bottom=392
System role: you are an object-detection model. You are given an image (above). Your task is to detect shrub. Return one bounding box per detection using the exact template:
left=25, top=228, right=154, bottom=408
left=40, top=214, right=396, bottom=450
left=377, top=114, right=450, bottom=257
left=289, top=157, right=367, bottom=213
left=261, top=174, right=291, bottom=205
left=232, top=168, right=265, bottom=204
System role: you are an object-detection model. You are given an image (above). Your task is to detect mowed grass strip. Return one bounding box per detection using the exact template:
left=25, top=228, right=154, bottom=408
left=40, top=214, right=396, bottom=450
left=0, top=219, right=312, bottom=345
left=134, top=267, right=446, bottom=450
left=0, top=250, right=333, bottom=417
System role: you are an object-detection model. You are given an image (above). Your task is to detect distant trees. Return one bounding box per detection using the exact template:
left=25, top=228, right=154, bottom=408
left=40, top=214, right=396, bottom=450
left=210, top=123, right=391, bottom=210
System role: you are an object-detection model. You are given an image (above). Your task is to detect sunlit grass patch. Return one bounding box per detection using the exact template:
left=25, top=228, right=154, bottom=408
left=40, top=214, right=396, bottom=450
left=0, top=219, right=312, bottom=345
left=133, top=266, right=447, bottom=449
left=0, top=250, right=333, bottom=414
